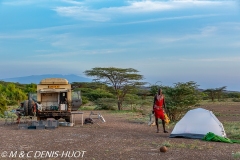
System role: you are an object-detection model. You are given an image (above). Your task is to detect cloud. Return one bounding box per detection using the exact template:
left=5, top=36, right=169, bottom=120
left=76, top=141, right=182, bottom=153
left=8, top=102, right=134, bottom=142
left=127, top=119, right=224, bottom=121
left=53, top=0, right=234, bottom=21
left=106, top=0, right=232, bottom=13
left=156, top=27, right=216, bottom=43
left=2, top=0, right=36, bottom=5
left=2, top=0, right=54, bottom=6
left=0, top=34, right=34, bottom=39
left=119, top=14, right=220, bottom=24
left=30, top=48, right=123, bottom=59
left=114, top=1, right=175, bottom=13
left=53, top=6, right=110, bottom=22
left=156, top=22, right=240, bottom=43
left=0, top=23, right=78, bottom=41
left=200, top=26, right=217, bottom=36
left=61, top=0, right=83, bottom=5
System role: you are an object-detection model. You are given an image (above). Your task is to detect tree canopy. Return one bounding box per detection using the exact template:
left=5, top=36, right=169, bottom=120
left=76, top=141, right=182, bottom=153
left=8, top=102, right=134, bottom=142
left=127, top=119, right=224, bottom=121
left=0, top=82, right=27, bottom=114
left=84, top=67, right=145, bottom=110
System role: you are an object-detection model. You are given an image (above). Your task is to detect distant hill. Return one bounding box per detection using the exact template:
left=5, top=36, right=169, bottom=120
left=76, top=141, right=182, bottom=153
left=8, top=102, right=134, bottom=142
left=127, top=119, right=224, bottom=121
left=0, top=74, right=92, bottom=84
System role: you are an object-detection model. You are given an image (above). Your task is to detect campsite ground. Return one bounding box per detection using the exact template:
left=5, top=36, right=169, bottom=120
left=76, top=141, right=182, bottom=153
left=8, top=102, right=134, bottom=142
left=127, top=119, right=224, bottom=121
left=0, top=102, right=240, bottom=160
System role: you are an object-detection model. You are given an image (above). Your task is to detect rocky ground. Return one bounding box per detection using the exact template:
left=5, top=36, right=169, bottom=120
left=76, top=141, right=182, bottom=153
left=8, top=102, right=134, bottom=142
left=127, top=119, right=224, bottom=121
left=0, top=103, right=240, bottom=160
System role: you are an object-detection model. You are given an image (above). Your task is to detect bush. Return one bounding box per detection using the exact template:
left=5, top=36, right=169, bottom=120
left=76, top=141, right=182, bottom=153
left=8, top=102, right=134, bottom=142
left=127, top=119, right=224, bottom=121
left=94, top=98, right=116, bottom=110
left=81, top=96, right=89, bottom=105
left=0, top=96, right=7, bottom=114
left=232, top=98, right=240, bottom=102
left=83, top=89, right=114, bottom=102
left=0, top=113, right=4, bottom=118
left=7, top=100, right=19, bottom=106
left=164, top=81, right=202, bottom=121
left=227, top=92, right=240, bottom=98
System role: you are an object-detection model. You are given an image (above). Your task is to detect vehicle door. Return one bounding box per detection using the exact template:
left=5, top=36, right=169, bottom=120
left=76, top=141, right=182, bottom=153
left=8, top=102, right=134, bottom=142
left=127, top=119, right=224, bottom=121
left=71, top=91, right=82, bottom=111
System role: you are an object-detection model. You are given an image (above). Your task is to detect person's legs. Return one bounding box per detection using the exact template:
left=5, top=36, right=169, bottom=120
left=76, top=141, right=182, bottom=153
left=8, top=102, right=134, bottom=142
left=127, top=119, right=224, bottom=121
left=17, top=116, right=20, bottom=124
left=162, top=120, right=168, bottom=133
left=155, top=117, right=159, bottom=133
left=16, top=112, right=20, bottom=124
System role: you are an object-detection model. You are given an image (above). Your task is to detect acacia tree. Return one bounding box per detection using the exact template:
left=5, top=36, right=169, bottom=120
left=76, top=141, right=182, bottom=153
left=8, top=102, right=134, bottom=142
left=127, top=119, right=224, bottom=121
left=204, top=88, right=216, bottom=101
left=84, top=67, right=145, bottom=110
left=215, top=86, right=227, bottom=101
left=204, top=86, right=227, bottom=102
left=164, top=81, right=202, bottom=121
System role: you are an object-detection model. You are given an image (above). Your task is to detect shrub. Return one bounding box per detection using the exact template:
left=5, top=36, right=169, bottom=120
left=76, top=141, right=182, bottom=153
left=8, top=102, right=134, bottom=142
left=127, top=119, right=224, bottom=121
left=81, top=96, right=89, bottom=105
left=164, top=81, right=202, bottom=121
left=83, top=89, right=114, bottom=102
left=0, top=95, right=7, bottom=114
left=232, top=98, right=240, bottom=102
left=94, top=98, right=116, bottom=110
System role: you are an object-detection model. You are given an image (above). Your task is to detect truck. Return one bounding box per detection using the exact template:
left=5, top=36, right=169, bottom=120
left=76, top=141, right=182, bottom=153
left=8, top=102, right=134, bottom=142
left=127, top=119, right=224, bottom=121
left=22, top=78, right=82, bottom=122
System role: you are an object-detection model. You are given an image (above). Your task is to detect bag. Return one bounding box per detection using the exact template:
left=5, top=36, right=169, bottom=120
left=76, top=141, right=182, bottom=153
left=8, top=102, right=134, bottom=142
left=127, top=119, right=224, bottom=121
left=84, top=118, right=93, bottom=124
left=164, top=113, right=170, bottom=125
left=148, top=113, right=155, bottom=126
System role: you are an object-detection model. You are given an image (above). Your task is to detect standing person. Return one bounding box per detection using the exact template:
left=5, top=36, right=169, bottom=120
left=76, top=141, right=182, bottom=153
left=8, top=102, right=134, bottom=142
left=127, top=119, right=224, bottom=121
left=32, top=103, right=37, bottom=117
left=15, top=102, right=24, bottom=124
left=152, top=88, right=168, bottom=133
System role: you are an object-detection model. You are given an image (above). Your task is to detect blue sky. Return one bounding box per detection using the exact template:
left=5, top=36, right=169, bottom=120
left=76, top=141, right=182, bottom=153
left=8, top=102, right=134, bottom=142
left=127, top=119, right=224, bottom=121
left=0, top=0, right=240, bottom=91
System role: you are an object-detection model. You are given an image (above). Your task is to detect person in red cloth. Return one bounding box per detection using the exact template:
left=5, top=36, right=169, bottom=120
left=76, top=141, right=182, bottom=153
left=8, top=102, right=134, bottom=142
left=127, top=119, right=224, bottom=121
left=15, top=102, right=24, bottom=124
left=152, top=88, right=168, bottom=133
left=32, top=103, right=37, bottom=117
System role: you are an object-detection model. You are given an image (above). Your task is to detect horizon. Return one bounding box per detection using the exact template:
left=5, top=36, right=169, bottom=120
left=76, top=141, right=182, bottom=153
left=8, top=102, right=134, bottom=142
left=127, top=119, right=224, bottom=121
left=1, top=73, right=240, bottom=92
left=1, top=0, right=240, bottom=91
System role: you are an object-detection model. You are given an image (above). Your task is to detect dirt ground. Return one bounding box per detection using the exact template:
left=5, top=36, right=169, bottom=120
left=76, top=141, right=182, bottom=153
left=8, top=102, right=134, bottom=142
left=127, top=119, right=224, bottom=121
left=0, top=104, right=240, bottom=160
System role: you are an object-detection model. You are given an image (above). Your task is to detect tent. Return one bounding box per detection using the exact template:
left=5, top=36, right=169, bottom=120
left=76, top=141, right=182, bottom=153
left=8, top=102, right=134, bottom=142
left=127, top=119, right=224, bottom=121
left=169, top=108, right=226, bottom=139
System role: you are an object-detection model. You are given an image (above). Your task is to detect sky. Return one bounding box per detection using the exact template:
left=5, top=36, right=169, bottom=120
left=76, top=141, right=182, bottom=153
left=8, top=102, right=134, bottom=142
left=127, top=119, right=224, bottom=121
left=0, top=0, right=240, bottom=91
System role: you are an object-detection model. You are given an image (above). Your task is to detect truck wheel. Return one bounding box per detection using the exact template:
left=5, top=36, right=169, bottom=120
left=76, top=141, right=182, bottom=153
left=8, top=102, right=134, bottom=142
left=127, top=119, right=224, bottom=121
left=65, top=115, right=73, bottom=123
left=54, top=117, right=60, bottom=120
left=23, top=100, right=29, bottom=116
left=28, top=100, right=34, bottom=116
left=65, top=117, right=70, bottom=122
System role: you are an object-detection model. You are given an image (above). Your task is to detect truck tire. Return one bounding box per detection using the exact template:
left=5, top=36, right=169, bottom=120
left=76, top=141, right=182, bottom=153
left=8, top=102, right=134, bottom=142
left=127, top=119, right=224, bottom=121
left=54, top=117, right=61, bottom=120
left=65, top=117, right=70, bottom=122
left=65, top=115, right=73, bottom=123
left=28, top=100, right=34, bottom=116
left=23, top=100, right=29, bottom=116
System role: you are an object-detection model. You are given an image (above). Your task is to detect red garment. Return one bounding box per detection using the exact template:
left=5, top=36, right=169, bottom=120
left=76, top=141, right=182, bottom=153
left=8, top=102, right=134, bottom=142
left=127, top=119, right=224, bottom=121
left=153, top=95, right=165, bottom=120
left=32, top=104, right=37, bottom=112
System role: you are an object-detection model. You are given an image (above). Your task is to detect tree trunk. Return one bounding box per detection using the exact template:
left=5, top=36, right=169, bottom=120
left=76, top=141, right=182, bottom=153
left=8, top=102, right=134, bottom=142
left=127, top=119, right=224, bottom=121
left=211, top=92, right=214, bottom=102
left=117, top=101, right=122, bottom=110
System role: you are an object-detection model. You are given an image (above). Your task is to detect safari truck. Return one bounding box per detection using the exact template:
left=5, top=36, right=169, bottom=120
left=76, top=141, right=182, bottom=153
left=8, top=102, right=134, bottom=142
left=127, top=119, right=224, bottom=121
left=23, top=78, right=82, bottom=122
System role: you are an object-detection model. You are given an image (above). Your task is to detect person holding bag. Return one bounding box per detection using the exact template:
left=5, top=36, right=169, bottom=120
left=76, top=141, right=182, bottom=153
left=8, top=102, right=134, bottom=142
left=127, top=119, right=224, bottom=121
left=152, top=88, right=168, bottom=133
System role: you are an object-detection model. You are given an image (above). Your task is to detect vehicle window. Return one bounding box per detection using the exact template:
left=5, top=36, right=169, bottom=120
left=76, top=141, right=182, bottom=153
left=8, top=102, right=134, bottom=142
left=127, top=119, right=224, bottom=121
left=72, top=91, right=81, bottom=100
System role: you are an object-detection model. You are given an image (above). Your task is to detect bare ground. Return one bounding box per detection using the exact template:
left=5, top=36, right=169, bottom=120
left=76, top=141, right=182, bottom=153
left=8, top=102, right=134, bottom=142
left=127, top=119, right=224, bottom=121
left=0, top=104, right=240, bottom=160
